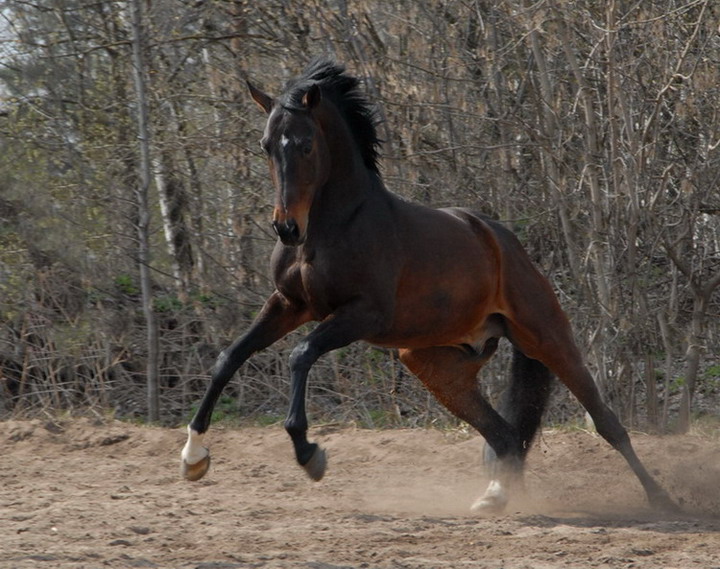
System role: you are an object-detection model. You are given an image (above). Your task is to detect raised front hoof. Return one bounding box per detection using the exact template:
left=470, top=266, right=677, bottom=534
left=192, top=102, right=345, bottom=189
left=182, top=453, right=211, bottom=482
left=470, top=481, right=508, bottom=515
left=302, top=445, right=327, bottom=481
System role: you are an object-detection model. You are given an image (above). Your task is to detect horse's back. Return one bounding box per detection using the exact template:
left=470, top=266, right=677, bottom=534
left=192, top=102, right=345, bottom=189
left=366, top=203, right=503, bottom=348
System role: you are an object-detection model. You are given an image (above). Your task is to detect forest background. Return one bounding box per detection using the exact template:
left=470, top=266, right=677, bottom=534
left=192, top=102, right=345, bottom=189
left=1, top=0, right=718, bottom=434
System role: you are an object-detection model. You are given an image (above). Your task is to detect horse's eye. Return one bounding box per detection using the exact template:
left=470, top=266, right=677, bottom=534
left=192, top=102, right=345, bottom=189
left=301, top=141, right=312, bottom=155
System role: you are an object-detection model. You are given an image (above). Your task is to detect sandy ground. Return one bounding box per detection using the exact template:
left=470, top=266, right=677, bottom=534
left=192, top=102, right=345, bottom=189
left=2, top=418, right=719, bottom=569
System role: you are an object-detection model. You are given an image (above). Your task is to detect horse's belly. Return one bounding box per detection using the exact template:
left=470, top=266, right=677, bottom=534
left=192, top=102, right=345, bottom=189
left=370, top=282, right=500, bottom=349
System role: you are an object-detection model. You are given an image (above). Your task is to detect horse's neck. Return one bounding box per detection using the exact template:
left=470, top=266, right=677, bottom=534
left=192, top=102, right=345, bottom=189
left=314, top=165, right=372, bottom=220
left=311, top=105, right=388, bottom=231
left=317, top=131, right=381, bottom=213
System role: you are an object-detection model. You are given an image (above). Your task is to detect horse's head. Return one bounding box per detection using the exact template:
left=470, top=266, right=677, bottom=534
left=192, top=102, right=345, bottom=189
left=248, top=81, right=330, bottom=247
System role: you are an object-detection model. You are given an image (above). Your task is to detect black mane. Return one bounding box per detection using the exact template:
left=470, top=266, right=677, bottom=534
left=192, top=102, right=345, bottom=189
left=279, top=58, right=381, bottom=173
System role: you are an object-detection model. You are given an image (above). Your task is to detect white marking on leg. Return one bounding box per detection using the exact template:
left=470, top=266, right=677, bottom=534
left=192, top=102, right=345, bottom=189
left=181, top=426, right=209, bottom=465
left=471, top=479, right=508, bottom=513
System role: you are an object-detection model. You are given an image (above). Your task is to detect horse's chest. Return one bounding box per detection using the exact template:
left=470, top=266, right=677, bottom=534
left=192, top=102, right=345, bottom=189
left=299, top=261, right=342, bottom=315
left=298, top=248, right=365, bottom=313
left=275, top=242, right=378, bottom=319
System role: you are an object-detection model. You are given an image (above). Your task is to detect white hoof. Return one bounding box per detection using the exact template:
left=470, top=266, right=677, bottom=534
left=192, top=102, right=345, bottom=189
left=181, top=427, right=210, bottom=481
left=470, top=480, right=508, bottom=514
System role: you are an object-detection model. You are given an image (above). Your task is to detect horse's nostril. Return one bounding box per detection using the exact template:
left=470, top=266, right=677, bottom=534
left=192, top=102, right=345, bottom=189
left=288, top=219, right=300, bottom=240
left=273, top=218, right=303, bottom=246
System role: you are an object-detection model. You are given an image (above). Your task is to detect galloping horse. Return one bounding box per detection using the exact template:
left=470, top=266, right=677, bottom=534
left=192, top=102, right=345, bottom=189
left=181, top=58, right=675, bottom=513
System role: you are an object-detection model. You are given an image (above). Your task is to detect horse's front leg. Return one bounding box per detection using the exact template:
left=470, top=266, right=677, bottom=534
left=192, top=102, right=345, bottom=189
left=181, top=292, right=310, bottom=481
left=284, top=303, right=386, bottom=481
left=283, top=340, right=328, bottom=481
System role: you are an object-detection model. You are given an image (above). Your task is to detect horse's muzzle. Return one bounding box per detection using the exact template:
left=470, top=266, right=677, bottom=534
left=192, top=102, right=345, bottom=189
left=272, top=218, right=304, bottom=246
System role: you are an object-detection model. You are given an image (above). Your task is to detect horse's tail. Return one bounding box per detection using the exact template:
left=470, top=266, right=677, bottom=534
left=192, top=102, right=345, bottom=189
left=505, top=348, right=554, bottom=450
left=484, top=348, right=553, bottom=465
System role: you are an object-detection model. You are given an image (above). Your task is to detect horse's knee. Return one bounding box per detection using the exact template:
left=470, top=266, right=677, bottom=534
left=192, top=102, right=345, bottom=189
left=211, top=346, right=244, bottom=386
left=289, top=341, right=317, bottom=373
left=213, top=348, right=230, bottom=374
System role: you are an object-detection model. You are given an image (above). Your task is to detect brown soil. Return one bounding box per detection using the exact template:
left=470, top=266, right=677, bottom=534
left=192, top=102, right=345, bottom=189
left=2, top=419, right=719, bottom=568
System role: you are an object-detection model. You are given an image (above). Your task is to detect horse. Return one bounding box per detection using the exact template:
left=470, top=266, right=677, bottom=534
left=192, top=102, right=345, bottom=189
left=181, top=58, right=676, bottom=513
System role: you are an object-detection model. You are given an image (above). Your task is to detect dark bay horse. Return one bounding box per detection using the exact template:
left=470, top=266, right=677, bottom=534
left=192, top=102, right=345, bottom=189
left=181, top=58, right=676, bottom=513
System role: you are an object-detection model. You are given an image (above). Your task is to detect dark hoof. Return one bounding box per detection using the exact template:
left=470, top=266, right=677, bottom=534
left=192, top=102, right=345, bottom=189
left=182, top=453, right=211, bottom=481
left=650, top=491, right=681, bottom=514
left=302, top=446, right=327, bottom=481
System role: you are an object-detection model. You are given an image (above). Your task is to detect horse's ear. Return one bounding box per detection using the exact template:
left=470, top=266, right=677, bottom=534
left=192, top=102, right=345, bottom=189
left=302, top=84, right=321, bottom=110
left=247, top=81, right=274, bottom=114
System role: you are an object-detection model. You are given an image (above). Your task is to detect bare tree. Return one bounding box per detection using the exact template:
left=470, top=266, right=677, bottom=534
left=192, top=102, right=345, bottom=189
left=130, top=0, right=159, bottom=422
left=1, top=0, right=718, bottom=428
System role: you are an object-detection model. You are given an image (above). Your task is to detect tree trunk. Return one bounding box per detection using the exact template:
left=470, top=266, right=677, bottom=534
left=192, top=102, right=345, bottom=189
left=666, top=236, right=720, bottom=433
left=677, top=279, right=719, bottom=432
left=153, top=147, right=194, bottom=301
left=558, top=11, right=613, bottom=399
left=523, top=2, right=583, bottom=288
left=130, top=0, right=160, bottom=422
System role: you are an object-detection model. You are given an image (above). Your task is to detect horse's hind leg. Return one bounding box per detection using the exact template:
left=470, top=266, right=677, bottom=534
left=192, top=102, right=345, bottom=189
left=555, top=354, right=677, bottom=511
left=480, top=348, right=553, bottom=509
left=507, top=318, right=677, bottom=512
left=399, top=344, right=524, bottom=513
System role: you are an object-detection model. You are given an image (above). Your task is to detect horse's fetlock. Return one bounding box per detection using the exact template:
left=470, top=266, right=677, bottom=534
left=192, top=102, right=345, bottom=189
left=284, top=417, right=307, bottom=440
